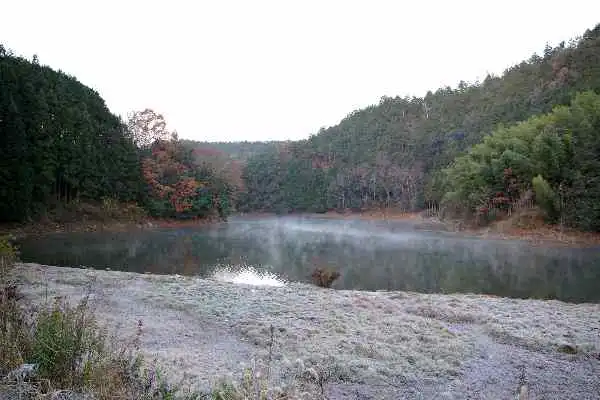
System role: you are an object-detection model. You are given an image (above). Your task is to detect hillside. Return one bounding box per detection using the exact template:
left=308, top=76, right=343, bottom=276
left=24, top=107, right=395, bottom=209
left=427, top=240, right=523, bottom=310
left=0, top=50, right=241, bottom=224
left=239, top=24, right=600, bottom=231
left=0, top=48, right=142, bottom=221
left=179, top=140, right=287, bottom=161
left=3, top=24, right=600, bottom=233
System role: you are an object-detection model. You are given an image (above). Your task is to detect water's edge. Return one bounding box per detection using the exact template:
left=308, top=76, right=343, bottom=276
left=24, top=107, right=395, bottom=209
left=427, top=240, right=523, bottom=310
left=15, top=263, right=600, bottom=399
left=16, top=216, right=600, bottom=302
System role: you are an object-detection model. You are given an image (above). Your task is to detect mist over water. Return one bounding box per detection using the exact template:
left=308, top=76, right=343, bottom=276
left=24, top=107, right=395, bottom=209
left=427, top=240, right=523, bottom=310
left=17, top=216, right=600, bottom=302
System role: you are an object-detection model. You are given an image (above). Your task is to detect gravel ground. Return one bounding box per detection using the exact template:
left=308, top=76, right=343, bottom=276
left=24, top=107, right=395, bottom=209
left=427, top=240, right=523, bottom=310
left=15, top=263, right=600, bottom=399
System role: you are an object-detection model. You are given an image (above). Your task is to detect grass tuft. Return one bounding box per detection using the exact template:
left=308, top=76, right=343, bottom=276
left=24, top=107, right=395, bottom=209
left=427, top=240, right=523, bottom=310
left=0, top=234, right=32, bottom=377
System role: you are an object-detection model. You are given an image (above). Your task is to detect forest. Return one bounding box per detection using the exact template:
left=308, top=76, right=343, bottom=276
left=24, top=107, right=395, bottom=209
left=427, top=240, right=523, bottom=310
left=0, top=48, right=242, bottom=222
left=1, top=23, right=600, bottom=231
left=236, top=23, right=600, bottom=231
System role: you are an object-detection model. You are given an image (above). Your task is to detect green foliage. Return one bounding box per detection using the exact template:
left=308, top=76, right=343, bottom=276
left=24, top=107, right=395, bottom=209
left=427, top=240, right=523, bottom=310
left=211, top=367, right=269, bottom=400
left=441, top=91, right=600, bottom=230
left=0, top=235, right=17, bottom=279
left=560, top=91, right=600, bottom=231
left=30, top=296, right=106, bottom=387
left=0, top=51, right=143, bottom=221
left=532, top=175, right=558, bottom=220
left=0, top=48, right=238, bottom=223
left=0, top=236, right=31, bottom=377
left=236, top=24, right=600, bottom=232
left=239, top=144, right=336, bottom=213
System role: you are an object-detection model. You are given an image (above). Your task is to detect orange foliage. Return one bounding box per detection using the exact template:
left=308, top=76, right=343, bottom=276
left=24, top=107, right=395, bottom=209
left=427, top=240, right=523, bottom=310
left=142, top=140, right=204, bottom=212
left=171, top=177, right=202, bottom=212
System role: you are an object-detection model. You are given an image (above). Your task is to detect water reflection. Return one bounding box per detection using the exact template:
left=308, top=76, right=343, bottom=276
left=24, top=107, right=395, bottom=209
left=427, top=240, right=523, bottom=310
left=16, top=217, right=600, bottom=303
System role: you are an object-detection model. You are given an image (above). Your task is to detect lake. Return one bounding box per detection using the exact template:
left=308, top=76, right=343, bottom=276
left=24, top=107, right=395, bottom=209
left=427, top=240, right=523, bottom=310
left=17, top=216, right=600, bottom=303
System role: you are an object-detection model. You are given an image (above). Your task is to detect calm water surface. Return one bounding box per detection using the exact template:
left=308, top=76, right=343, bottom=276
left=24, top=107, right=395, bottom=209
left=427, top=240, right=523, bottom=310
left=17, top=216, right=600, bottom=303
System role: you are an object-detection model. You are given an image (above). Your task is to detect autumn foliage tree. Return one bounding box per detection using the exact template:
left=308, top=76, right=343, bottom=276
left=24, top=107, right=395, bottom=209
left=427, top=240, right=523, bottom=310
left=141, top=139, right=202, bottom=217
left=132, top=109, right=242, bottom=219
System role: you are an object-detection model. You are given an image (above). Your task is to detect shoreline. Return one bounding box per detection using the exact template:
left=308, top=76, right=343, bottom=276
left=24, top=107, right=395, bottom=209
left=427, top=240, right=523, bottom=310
left=0, top=215, right=225, bottom=240
left=237, top=210, right=600, bottom=248
left=15, top=263, right=600, bottom=399
left=3, top=208, right=600, bottom=248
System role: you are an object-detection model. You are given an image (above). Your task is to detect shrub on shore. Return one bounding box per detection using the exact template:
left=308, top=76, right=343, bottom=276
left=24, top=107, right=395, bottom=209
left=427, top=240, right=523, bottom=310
left=310, top=267, right=341, bottom=288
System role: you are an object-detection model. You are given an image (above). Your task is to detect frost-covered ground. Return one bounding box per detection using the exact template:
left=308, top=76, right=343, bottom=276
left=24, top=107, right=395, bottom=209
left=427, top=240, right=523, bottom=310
left=15, top=263, right=600, bottom=399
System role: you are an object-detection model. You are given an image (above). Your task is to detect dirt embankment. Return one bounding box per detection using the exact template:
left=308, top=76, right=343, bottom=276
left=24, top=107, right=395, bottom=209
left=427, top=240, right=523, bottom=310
left=288, top=208, right=600, bottom=248
left=446, top=209, right=600, bottom=248
left=0, top=201, right=224, bottom=239
left=0, top=218, right=220, bottom=240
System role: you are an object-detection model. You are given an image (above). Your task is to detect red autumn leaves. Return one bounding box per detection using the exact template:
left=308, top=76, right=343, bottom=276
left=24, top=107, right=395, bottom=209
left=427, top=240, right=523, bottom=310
left=142, top=140, right=203, bottom=213
left=131, top=108, right=244, bottom=216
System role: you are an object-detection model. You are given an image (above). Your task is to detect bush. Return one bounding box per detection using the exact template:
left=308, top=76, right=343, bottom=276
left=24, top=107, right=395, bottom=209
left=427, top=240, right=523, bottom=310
left=0, top=235, right=32, bottom=377
left=532, top=175, right=559, bottom=221
left=311, top=267, right=341, bottom=288
left=211, top=368, right=269, bottom=400
left=29, top=296, right=106, bottom=388
left=0, top=234, right=17, bottom=279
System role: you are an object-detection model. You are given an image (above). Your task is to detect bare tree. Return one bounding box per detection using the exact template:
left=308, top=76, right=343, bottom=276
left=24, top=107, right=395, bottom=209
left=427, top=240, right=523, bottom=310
left=127, top=108, right=172, bottom=148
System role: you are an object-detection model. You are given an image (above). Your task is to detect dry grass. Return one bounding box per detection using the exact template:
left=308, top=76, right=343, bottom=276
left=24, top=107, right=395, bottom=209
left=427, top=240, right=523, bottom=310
left=469, top=208, right=600, bottom=247
left=0, top=234, right=31, bottom=378
left=306, top=209, right=421, bottom=221
left=0, top=200, right=149, bottom=239
left=11, top=262, right=600, bottom=399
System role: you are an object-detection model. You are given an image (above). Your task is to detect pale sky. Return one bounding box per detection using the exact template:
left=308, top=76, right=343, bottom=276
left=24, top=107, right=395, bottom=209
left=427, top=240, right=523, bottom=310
left=2, top=1, right=599, bottom=142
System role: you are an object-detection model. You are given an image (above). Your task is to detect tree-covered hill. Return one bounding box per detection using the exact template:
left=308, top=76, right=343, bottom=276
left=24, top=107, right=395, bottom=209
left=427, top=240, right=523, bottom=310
left=0, top=47, right=142, bottom=221
left=0, top=50, right=241, bottom=223
left=239, top=23, right=600, bottom=231
left=3, top=23, right=600, bottom=232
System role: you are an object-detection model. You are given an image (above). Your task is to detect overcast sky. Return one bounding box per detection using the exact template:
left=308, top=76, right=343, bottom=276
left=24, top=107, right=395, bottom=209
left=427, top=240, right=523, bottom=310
left=2, top=1, right=599, bottom=142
